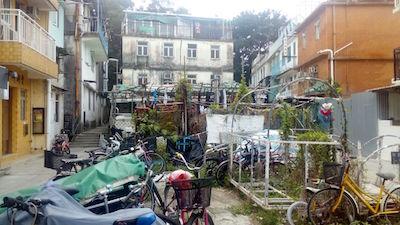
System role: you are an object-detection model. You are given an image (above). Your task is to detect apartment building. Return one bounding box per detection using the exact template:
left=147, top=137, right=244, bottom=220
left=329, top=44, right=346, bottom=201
left=251, top=22, right=298, bottom=100
left=121, top=11, right=234, bottom=87
left=296, top=0, right=400, bottom=96
left=0, top=0, right=59, bottom=164
left=63, top=0, right=108, bottom=133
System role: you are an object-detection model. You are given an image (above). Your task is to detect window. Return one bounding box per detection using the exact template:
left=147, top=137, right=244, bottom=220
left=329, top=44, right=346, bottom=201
left=162, top=73, right=174, bottom=84
left=187, top=74, right=197, bottom=84
left=211, top=45, right=220, bottom=59
left=163, top=43, right=174, bottom=57
left=293, top=42, right=296, bottom=56
left=187, top=44, right=197, bottom=58
left=302, top=32, right=306, bottom=49
left=51, top=10, right=59, bottom=27
left=137, top=41, right=148, bottom=56
left=287, top=46, right=292, bottom=62
left=211, top=74, right=221, bottom=81
left=138, top=74, right=148, bottom=85
left=55, top=94, right=59, bottom=122
left=20, top=90, right=26, bottom=120
left=281, top=53, right=285, bottom=66
left=315, top=20, right=320, bottom=40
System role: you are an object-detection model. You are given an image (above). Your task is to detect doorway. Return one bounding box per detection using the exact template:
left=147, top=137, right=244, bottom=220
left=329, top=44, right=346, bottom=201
left=2, top=89, right=12, bottom=155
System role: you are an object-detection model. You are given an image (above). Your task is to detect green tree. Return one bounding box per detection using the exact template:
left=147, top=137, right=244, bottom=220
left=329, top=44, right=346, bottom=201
left=232, top=10, right=287, bottom=82
left=232, top=75, right=252, bottom=110
left=143, top=0, right=190, bottom=14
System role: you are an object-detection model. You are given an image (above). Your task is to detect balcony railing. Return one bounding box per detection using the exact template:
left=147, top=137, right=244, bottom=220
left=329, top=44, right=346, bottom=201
left=0, top=8, right=56, bottom=62
left=123, top=20, right=233, bottom=41
left=82, top=17, right=109, bottom=54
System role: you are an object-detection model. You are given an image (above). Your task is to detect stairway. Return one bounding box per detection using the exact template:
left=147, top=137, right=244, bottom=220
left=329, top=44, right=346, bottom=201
left=70, top=126, right=108, bottom=148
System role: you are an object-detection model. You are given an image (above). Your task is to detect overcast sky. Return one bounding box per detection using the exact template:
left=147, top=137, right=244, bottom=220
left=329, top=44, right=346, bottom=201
left=134, top=0, right=325, bottom=21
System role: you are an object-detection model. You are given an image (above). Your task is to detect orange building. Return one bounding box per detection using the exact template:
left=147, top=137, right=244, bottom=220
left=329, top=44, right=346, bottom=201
left=296, top=0, right=400, bottom=97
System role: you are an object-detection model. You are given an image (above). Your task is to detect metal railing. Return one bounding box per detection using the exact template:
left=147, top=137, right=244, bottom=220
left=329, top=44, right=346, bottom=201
left=123, top=20, right=233, bottom=41
left=82, top=17, right=109, bottom=54
left=0, top=8, right=56, bottom=61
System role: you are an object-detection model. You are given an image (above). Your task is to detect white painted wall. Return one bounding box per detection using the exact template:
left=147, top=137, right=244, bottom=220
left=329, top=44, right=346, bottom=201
left=80, top=42, right=107, bottom=127
left=377, top=120, right=400, bottom=161
left=122, top=68, right=233, bottom=86
left=48, top=91, right=65, bottom=147
left=122, top=36, right=234, bottom=85
left=123, top=37, right=233, bottom=68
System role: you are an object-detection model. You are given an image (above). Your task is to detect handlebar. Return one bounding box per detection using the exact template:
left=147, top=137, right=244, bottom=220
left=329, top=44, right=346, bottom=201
left=175, top=152, right=202, bottom=171
left=1, top=197, right=29, bottom=210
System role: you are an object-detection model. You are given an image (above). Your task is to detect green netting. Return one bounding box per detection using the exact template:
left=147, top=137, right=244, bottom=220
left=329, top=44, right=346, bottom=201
left=0, top=154, right=145, bottom=214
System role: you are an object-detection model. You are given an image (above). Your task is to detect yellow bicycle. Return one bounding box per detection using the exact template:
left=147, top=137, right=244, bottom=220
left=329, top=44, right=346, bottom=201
left=307, top=159, right=400, bottom=225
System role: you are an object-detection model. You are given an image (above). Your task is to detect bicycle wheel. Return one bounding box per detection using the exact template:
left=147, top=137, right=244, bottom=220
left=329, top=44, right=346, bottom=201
left=307, top=187, right=356, bottom=225
left=383, top=186, right=400, bottom=224
left=156, top=213, right=180, bottom=225
left=140, top=152, right=166, bottom=175
left=287, top=201, right=308, bottom=225
left=215, top=160, right=239, bottom=186
left=195, top=158, right=220, bottom=177
left=186, top=211, right=214, bottom=225
left=125, top=183, right=155, bottom=210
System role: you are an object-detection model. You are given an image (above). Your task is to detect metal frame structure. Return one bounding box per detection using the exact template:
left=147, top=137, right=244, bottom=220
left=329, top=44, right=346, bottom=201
left=228, top=77, right=348, bottom=210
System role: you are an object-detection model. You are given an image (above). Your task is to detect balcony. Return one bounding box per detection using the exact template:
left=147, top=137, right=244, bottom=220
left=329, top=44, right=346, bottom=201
left=81, top=17, right=108, bottom=61
left=0, top=9, right=57, bottom=78
left=27, top=0, right=59, bottom=11
left=123, top=19, right=233, bottom=41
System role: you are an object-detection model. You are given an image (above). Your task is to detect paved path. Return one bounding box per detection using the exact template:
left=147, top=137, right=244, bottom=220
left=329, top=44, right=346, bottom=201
left=0, top=147, right=89, bottom=194
left=210, top=188, right=254, bottom=225
left=0, top=148, right=254, bottom=224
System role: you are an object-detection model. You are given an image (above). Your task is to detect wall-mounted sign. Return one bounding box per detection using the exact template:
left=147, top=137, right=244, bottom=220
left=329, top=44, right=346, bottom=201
left=32, top=108, right=45, bottom=134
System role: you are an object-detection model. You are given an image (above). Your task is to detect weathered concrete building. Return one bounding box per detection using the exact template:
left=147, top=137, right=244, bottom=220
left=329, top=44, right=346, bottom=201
left=296, top=0, right=400, bottom=97
left=63, top=0, right=108, bottom=133
left=121, top=11, right=234, bottom=87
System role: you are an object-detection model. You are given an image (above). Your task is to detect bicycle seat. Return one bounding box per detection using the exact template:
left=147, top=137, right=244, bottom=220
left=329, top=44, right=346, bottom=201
left=376, top=172, right=395, bottom=180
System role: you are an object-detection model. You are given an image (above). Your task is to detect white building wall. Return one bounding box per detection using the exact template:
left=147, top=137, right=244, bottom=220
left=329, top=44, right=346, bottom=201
left=123, top=69, right=233, bottom=86
left=122, top=36, right=234, bottom=85
left=80, top=42, right=105, bottom=127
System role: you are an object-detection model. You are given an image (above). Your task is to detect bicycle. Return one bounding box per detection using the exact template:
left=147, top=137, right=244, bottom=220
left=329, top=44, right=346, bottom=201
left=172, top=152, right=215, bottom=225
left=307, top=157, right=400, bottom=225
left=133, top=140, right=166, bottom=175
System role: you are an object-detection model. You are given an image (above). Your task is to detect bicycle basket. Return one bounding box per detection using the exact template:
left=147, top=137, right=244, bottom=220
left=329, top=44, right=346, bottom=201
left=323, top=162, right=344, bottom=186
left=44, top=150, right=77, bottom=170
left=171, top=177, right=213, bottom=210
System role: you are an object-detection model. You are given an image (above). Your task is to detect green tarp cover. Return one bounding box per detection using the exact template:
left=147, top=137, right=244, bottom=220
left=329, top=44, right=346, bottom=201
left=0, top=154, right=145, bottom=214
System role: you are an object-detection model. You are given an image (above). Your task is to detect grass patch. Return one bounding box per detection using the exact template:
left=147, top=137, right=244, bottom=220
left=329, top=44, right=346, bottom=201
left=229, top=200, right=284, bottom=225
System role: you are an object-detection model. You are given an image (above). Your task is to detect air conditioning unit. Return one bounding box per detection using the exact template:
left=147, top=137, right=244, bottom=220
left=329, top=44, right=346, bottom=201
left=26, top=6, right=38, bottom=19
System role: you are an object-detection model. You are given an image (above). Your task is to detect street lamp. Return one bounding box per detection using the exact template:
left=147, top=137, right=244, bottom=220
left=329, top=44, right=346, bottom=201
left=317, top=42, right=353, bottom=86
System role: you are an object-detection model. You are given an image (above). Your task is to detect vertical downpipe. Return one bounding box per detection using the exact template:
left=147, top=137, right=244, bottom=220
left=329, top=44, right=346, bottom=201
left=264, top=140, right=270, bottom=206
left=46, top=80, right=51, bottom=150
